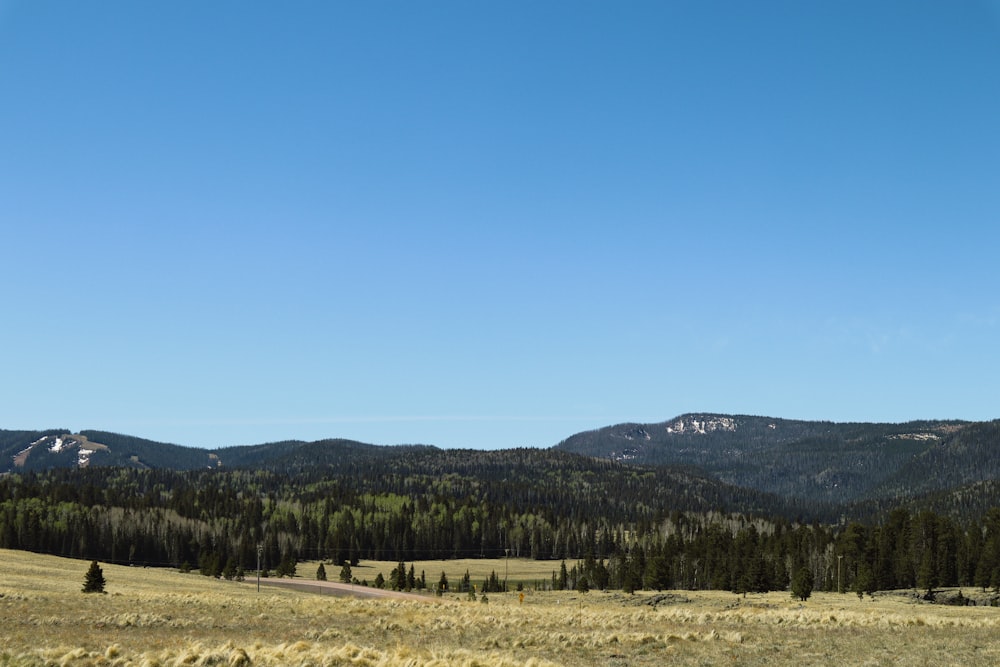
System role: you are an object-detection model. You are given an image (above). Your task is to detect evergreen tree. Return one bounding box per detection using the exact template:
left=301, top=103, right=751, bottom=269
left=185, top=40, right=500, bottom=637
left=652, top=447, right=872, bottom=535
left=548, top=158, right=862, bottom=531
left=438, top=571, right=449, bottom=592
left=316, top=562, right=327, bottom=581
left=339, top=562, right=352, bottom=584
left=199, top=551, right=221, bottom=578
left=791, top=566, right=814, bottom=602
left=389, top=562, right=405, bottom=590
left=82, top=560, right=105, bottom=593
left=645, top=554, right=670, bottom=591
left=917, top=549, right=938, bottom=596
left=854, top=564, right=875, bottom=600
left=374, top=572, right=385, bottom=589
left=275, top=555, right=297, bottom=578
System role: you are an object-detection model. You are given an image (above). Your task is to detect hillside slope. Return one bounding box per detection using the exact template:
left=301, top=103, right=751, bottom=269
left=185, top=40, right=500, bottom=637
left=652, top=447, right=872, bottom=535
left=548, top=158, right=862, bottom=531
left=554, top=413, right=973, bottom=504
left=7, top=414, right=1000, bottom=519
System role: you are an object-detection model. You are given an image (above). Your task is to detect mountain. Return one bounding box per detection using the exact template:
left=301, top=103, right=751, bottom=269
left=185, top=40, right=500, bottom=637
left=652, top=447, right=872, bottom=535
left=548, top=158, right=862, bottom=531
left=0, top=427, right=796, bottom=518
left=216, top=438, right=437, bottom=473
left=0, top=429, right=431, bottom=475
left=1, top=430, right=221, bottom=472
left=554, top=413, right=985, bottom=506
left=6, top=413, right=1000, bottom=521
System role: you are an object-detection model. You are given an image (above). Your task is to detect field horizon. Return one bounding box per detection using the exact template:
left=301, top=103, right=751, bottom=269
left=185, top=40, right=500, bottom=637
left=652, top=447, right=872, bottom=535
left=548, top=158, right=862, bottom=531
left=4, top=548, right=1000, bottom=666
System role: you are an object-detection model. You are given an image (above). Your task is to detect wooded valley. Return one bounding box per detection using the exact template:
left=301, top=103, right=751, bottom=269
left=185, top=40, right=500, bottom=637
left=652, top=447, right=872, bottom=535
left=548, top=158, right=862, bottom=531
left=6, top=418, right=1000, bottom=598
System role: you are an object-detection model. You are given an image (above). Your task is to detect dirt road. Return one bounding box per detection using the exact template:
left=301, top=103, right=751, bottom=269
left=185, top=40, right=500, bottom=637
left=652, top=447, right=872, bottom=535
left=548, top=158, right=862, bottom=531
left=248, top=577, right=437, bottom=602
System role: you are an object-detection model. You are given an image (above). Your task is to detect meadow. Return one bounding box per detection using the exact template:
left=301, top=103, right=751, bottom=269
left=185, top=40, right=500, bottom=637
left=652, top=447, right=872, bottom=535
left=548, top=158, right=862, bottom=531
left=345, top=558, right=562, bottom=592
left=3, top=549, right=1000, bottom=666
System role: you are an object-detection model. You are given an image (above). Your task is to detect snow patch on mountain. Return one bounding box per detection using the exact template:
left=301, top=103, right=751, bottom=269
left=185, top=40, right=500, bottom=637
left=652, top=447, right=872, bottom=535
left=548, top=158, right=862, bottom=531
left=666, top=416, right=737, bottom=435
left=78, top=448, right=94, bottom=467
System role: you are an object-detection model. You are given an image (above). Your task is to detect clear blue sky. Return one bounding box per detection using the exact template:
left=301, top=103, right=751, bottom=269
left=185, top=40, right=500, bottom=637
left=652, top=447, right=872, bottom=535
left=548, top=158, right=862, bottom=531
left=2, top=1, right=998, bottom=449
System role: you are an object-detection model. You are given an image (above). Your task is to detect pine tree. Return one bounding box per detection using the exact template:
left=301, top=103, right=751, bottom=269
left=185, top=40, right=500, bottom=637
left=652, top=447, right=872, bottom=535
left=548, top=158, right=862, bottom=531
left=854, top=564, right=875, bottom=600
left=82, top=560, right=106, bottom=593
left=316, top=563, right=327, bottom=581
left=791, top=566, right=814, bottom=602
left=917, top=549, right=938, bottom=597
left=276, top=554, right=297, bottom=578
left=339, top=562, right=352, bottom=583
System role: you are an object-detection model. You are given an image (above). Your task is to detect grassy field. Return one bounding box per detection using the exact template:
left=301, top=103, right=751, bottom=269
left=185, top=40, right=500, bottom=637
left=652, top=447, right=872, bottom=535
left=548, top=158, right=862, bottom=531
left=3, top=549, right=1000, bottom=666
left=329, top=557, right=562, bottom=591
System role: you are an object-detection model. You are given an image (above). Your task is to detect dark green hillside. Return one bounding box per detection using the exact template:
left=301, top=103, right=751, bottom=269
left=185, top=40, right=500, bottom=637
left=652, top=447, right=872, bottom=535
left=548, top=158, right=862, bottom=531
left=4, top=446, right=999, bottom=598
left=867, top=421, right=1000, bottom=500
left=554, top=414, right=970, bottom=504
left=1, top=429, right=220, bottom=473
left=7, top=418, right=1000, bottom=598
left=80, top=431, right=221, bottom=470
left=2, top=430, right=119, bottom=471
left=216, top=438, right=437, bottom=472
left=850, top=479, right=1000, bottom=524
left=6, top=414, right=1000, bottom=524
left=1, top=429, right=67, bottom=470
left=0, top=446, right=793, bottom=568
left=313, top=446, right=800, bottom=521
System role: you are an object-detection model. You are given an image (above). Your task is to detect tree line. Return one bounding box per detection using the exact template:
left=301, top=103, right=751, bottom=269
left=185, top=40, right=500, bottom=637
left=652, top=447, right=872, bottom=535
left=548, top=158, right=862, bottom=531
left=4, top=463, right=1000, bottom=596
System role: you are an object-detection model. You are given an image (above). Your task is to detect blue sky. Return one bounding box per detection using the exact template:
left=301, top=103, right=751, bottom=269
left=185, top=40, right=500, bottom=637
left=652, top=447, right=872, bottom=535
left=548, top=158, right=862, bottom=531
left=2, top=1, right=999, bottom=449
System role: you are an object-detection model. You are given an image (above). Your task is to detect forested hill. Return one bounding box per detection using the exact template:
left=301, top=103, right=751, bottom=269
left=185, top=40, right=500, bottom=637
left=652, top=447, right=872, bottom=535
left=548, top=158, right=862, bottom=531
left=0, top=429, right=791, bottom=518
left=554, top=414, right=996, bottom=505
left=0, top=446, right=795, bottom=565
left=6, top=414, right=1000, bottom=516
left=8, top=421, right=1000, bottom=597
left=0, top=430, right=435, bottom=475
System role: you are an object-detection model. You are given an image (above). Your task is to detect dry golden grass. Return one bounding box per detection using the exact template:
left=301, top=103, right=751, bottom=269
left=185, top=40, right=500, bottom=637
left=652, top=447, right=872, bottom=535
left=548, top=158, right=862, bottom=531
left=3, top=548, right=1000, bottom=666
left=328, top=557, right=561, bottom=589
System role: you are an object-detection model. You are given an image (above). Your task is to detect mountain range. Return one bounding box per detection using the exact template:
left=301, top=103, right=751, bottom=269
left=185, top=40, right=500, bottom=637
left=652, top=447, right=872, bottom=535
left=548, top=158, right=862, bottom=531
left=4, top=413, right=1000, bottom=520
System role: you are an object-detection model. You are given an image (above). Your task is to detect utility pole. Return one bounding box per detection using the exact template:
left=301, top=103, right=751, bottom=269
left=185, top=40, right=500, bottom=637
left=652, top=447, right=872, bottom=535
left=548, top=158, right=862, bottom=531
left=838, top=554, right=843, bottom=594
left=257, top=544, right=263, bottom=593
left=500, top=525, right=508, bottom=592
left=505, top=547, right=509, bottom=593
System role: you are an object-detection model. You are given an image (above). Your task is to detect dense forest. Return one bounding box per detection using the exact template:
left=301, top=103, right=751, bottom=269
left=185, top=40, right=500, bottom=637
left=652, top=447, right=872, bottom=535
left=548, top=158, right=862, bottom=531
left=5, top=445, right=1000, bottom=598
left=557, top=415, right=1000, bottom=506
